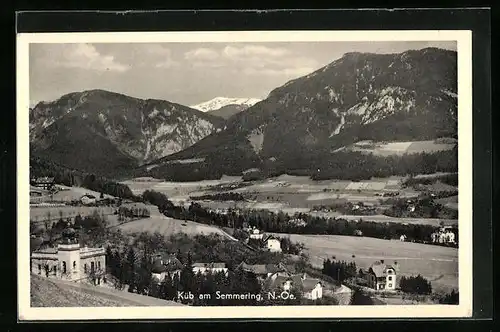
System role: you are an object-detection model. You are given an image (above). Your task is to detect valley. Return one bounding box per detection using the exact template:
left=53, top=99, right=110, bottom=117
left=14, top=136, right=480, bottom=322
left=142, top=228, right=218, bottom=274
left=28, top=46, right=460, bottom=307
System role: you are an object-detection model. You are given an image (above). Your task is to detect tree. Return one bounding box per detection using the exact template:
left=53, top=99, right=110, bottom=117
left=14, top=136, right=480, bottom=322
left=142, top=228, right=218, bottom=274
left=125, top=247, right=137, bottom=287
left=400, top=275, right=432, bottom=295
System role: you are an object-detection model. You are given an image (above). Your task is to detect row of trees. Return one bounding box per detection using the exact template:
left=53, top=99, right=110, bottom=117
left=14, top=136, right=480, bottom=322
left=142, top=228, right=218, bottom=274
left=189, top=192, right=246, bottom=202
left=399, top=275, right=433, bottom=295
left=116, top=206, right=151, bottom=220
left=322, top=258, right=358, bottom=283
left=161, top=200, right=440, bottom=243
left=403, top=173, right=458, bottom=188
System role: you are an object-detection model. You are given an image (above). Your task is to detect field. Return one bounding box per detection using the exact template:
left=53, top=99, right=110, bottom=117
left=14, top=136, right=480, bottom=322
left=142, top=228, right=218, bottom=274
left=349, top=140, right=457, bottom=156
left=118, top=209, right=234, bottom=240
left=124, top=173, right=457, bottom=226
left=271, top=233, right=458, bottom=293
left=30, top=206, right=116, bottom=223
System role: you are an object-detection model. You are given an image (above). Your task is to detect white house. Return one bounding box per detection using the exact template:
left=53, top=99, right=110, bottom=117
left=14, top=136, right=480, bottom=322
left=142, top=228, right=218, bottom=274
left=431, top=227, right=456, bottom=244
left=249, top=227, right=264, bottom=240
left=192, top=262, right=228, bottom=276
left=263, top=235, right=282, bottom=252
left=361, top=260, right=399, bottom=291
left=30, top=224, right=106, bottom=285
left=399, top=234, right=407, bottom=242
left=80, top=194, right=97, bottom=205
left=150, top=253, right=184, bottom=283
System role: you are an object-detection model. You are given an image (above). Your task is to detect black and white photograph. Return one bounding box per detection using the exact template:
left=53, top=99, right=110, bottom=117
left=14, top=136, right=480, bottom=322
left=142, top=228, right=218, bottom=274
left=17, top=30, right=473, bottom=320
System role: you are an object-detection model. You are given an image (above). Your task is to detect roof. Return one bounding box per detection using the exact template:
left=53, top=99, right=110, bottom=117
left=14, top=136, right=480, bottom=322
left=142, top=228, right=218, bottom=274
left=302, top=278, right=322, bottom=292
left=192, top=262, right=226, bottom=269
left=263, top=234, right=280, bottom=243
left=368, top=261, right=399, bottom=277
left=81, top=194, right=96, bottom=199
left=238, top=262, right=282, bottom=275
left=151, top=254, right=184, bottom=273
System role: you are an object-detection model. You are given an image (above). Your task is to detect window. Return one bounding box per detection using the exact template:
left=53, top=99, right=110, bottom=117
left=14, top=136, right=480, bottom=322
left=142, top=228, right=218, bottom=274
left=91, top=261, right=95, bottom=272
left=38, top=264, right=41, bottom=275
left=387, top=269, right=393, bottom=275
left=53, top=265, right=57, bottom=275
left=388, top=276, right=393, bottom=281
left=62, top=261, right=67, bottom=273
left=388, top=283, right=393, bottom=288
left=98, top=261, right=101, bottom=269
left=73, top=261, right=77, bottom=269
left=84, top=264, right=87, bottom=273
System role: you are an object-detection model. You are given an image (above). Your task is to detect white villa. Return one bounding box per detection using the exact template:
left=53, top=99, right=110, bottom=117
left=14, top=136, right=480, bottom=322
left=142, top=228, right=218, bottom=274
left=30, top=225, right=106, bottom=284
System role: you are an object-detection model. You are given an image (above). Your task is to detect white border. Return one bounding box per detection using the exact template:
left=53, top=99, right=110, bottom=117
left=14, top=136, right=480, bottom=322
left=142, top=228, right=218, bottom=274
left=17, top=30, right=473, bottom=320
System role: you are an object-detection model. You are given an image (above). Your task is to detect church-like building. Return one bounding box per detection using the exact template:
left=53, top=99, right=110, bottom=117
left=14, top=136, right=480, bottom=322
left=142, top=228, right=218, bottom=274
left=30, top=224, right=106, bottom=285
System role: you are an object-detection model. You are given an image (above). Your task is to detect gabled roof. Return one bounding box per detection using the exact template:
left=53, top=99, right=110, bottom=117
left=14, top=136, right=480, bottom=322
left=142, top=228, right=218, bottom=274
left=263, top=234, right=280, bottom=243
left=151, top=254, right=184, bottom=273
left=302, top=278, right=322, bottom=292
left=237, top=262, right=282, bottom=275
left=368, top=261, right=398, bottom=277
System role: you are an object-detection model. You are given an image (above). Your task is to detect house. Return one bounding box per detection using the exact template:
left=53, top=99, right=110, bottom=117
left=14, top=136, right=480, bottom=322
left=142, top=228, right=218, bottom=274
left=399, top=234, right=407, bottom=242
left=80, top=194, right=97, bottom=205
left=150, top=253, right=184, bottom=282
left=30, top=223, right=106, bottom=285
left=263, top=235, right=282, bottom=252
left=361, top=260, right=399, bottom=291
left=264, top=272, right=323, bottom=300
left=249, top=227, right=264, bottom=240
left=237, top=262, right=284, bottom=281
left=192, top=262, right=228, bottom=276
left=302, top=278, right=323, bottom=300
left=431, top=227, right=456, bottom=244
left=31, top=177, right=55, bottom=190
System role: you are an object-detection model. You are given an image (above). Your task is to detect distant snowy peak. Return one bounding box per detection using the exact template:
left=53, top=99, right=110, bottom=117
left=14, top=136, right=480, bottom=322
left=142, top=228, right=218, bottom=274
left=190, top=97, right=262, bottom=112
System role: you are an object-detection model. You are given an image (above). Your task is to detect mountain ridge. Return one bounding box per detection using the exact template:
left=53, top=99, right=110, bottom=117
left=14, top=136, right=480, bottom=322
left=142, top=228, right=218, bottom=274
left=144, top=47, right=457, bottom=180
left=29, top=89, right=225, bottom=177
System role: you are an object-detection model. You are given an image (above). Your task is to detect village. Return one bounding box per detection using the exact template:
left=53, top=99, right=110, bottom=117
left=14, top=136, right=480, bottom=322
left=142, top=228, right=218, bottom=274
left=30, top=175, right=459, bottom=306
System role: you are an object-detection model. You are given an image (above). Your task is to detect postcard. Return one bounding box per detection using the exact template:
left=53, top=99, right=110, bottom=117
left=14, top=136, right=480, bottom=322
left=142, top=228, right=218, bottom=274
left=17, top=29, right=472, bottom=320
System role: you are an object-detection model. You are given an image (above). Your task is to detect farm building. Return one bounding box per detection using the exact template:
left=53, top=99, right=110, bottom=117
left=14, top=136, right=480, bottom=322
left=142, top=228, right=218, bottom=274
left=31, top=177, right=55, bottom=190
left=30, top=224, right=106, bottom=285
left=150, top=253, right=184, bottom=282
left=192, top=262, right=228, bottom=276
left=360, top=260, right=399, bottom=291
left=80, top=194, right=97, bottom=205
left=263, top=235, right=282, bottom=252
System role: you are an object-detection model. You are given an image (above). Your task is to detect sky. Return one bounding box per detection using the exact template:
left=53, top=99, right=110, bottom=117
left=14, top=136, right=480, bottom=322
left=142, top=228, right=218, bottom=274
left=29, top=41, right=456, bottom=107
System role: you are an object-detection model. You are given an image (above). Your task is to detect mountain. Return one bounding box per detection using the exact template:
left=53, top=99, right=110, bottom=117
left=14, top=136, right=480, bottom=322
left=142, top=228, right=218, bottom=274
left=190, top=97, right=261, bottom=119
left=145, top=48, right=457, bottom=180
left=29, top=90, right=225, bottom=178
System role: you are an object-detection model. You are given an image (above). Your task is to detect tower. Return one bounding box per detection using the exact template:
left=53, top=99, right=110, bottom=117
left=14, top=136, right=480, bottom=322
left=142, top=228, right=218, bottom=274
left=57, top=223, right=81, bottom=281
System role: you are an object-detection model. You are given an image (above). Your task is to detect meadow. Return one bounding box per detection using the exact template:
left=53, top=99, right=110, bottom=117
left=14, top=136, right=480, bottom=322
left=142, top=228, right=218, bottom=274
left=271, top=233, right=458, bottom=293
left=350, top=140, right=457, bottom=156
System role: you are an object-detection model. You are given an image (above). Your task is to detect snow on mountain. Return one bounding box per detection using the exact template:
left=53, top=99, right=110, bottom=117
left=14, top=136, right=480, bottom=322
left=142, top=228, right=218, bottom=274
left=190, top=97, right=262, bottom=113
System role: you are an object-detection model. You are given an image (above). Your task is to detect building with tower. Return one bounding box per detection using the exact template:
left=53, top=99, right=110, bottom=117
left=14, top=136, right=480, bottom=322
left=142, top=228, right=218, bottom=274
left=30, top=223, right=106, bottom=285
